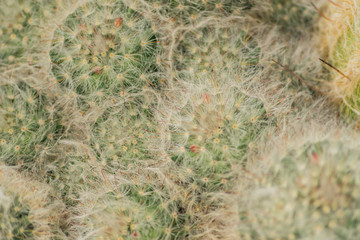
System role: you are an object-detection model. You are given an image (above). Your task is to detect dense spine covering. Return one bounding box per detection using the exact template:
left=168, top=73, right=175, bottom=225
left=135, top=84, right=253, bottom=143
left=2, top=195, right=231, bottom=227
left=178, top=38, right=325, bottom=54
left=318, top=1, right=360, bottom=119
left=49, top=0, right=160, bottom=95
left=1, top=0, right=360, bottom=239
left=0, top=166, right=65, bottom=239
left=237, top=118, right=360, bottom=240
left=0, top=80, right=65, bottom=169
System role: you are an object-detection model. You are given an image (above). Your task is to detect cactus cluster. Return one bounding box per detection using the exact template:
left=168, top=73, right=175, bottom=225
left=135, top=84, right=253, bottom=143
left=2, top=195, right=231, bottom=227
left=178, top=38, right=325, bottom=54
left=1, top=0, right=360, bottom=239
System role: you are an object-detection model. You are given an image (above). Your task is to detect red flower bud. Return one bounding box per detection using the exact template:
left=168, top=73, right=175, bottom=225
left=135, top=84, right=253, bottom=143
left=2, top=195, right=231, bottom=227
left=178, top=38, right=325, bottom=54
left=311, top=152, right=319, bottom=165
left=190, top=145, right=200, bottom=153
left=114, top=17, right=123, bottom=28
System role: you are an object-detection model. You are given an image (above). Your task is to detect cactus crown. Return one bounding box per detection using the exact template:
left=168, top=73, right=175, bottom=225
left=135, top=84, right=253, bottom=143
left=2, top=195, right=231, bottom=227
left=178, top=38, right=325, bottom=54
left=319, top=1, right=360, bottom=119
left=239, top=139, right=360, bottom=240
left=50, top=0, right=160, bottom=95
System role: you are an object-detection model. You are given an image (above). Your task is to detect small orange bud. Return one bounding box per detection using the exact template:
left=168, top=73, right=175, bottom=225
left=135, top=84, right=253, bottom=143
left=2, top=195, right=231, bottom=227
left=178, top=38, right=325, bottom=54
left=190, top=145, right=200, bottom=153
left=114, top=17, right=123, bottom=28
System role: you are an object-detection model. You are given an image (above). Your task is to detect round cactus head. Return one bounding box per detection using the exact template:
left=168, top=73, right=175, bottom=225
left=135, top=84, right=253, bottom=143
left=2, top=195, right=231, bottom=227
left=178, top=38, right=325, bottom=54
left=0, top=192, right=35, bottom=240
left=49, top=0, right=160, bottom=95
left=319, top=1, right=360, bottom=119
left=0, top=0, right=58, bottom=65
left=239, top=138, right=360, bottom=239
left=0, top=166, right=65, bottom=239
left=246, top=0, right=320, bottom=36
left=0, top=0, right=36, bottom=64
left=173, top=24, right=260, bottom=77
left=0, top=79, right=65, bottom=171
left=0, top=81, right=66, bottom=170
left=134, top=0, right=247, bottom=26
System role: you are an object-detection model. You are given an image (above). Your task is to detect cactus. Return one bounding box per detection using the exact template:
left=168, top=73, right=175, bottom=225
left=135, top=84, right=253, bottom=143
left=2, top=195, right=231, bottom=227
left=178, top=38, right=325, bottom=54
left=318, top=1, right=360, bottom=120
left=172, top=23, right=261, bottom=77
left=237, top=122, right=360, bottom=240
left=132, top=0, right=248, bottom=26
left=154, top=61, right=292, bottom=238
left=0, top=193, right=36, bottom=240
left=75, top=175, right=195, bottom=239
left=0, top=166, right=65, bottom=239
left=0, top=0, right=59, bottom=66
left=0, top=0, right=37, bottom=64
left=163, top=79, right=266, bottom=182
left=0, top=80, right=67, bottom=171
left=247, top=0, right=321, bottom=36
left=49, top=0, right=160, bottom=95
